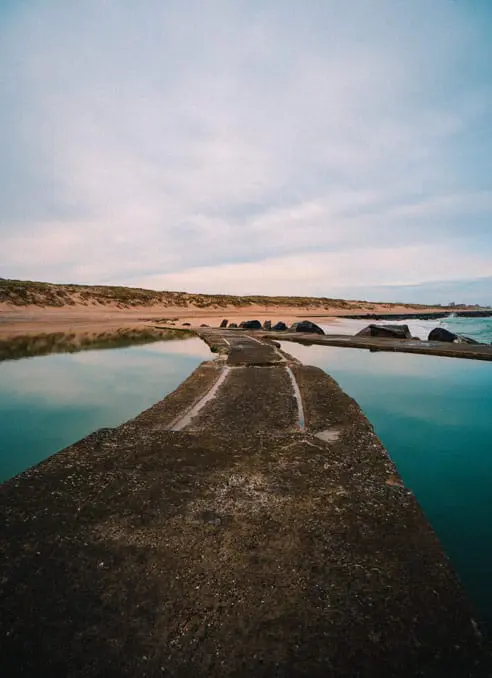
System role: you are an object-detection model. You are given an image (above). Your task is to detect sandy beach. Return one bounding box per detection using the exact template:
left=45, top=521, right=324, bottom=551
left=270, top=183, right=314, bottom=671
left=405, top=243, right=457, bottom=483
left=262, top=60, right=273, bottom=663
left=0, top=299, right=453, bottom=339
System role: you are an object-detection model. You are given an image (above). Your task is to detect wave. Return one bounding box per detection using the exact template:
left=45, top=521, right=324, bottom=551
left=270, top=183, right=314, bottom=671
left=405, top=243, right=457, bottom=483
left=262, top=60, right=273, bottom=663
left=442, top=316, right=492, bottom=342
left=321, top=316, right=492, bottom=342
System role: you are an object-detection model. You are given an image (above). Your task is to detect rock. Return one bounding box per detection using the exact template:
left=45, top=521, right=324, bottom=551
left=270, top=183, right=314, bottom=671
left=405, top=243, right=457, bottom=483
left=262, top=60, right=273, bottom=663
left=290, top=321, right=325, bottom=335
left=239, top=320, right=262, bottom=330
left=220, top=319, right=228, bottom=328
left=428, top=327, right=457, bottom=342
left=455, top=335, right=481, bottom=345
left=428, top=327, right=480, bottom=344
left=263, top=320, right=272, bottom=330
left=356, top=324, right=411, bottom=339
left=229, top=323, right=238, bottom=328
left=272, top=322, right=288, bottom=331
left=182, top=322, right=191, bottom=327
left=200, top=324, right=209, bottom=327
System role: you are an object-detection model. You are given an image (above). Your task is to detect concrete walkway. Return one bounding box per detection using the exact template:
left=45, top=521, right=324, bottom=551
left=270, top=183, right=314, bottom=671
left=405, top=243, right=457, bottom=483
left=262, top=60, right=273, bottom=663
left=266, top=331, right=492, bottom=361
left=0, top=331, right=490, bottom=676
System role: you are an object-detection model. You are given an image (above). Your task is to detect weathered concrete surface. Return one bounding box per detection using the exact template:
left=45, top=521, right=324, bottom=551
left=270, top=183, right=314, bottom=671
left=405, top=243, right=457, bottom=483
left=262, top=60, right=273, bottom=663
left=198, top=331, right=284, bottom=366
left=186, top=366, right=298, bottom=435
left=227, top=338, right=283, bottom=366
left=132, top=360, right=223, bottom=430
left=0, top=331, right=491, bottom=676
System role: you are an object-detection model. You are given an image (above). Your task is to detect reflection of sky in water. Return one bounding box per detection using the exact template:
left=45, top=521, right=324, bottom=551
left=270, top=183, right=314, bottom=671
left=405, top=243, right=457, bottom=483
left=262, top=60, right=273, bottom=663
left=0, top=337, right=211, bottom=481
left=281, top=342, right=492, bottom=629
left=139, top=340, right=217, bottom=358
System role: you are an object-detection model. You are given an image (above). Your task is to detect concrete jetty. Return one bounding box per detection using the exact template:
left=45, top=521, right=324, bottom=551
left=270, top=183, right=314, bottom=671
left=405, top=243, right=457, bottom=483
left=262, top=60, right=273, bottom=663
left=1, top=331, right=490, bottom=676
left=263, top=330, right=492, bottom=362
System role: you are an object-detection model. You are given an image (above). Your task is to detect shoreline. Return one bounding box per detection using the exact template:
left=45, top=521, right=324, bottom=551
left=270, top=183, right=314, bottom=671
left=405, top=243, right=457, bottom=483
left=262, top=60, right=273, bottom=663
left=0, top=301, right=466, bottom=339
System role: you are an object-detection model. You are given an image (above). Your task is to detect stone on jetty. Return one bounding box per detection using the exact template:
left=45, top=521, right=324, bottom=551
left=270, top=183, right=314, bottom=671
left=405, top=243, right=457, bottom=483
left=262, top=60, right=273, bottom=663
left=357, top=324, right=412, bottom=339
left=263, top=320, right=272, bottom=330
left=220, top=319, right=228, bottom=328
left=428, top=327, right=458, bottom=342
left=291, top=320, right=325, bottom=335
left=229, top=322, right=238, bottom=328
left=428, top=327, right=480, bottom=344
left=239, top=319, right=262, bottom=329
left=272, top=321, right=288, bottom=331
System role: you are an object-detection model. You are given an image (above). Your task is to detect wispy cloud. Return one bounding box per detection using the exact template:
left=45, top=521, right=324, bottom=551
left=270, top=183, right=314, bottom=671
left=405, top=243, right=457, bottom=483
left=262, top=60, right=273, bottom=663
left=136, top=243, right=492, bottom=299
left=1, top=0, right=491, bottom=302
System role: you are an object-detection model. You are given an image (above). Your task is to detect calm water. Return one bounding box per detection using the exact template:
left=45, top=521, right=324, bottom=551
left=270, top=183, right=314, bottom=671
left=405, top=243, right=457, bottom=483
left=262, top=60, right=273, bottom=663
left=0, top=336, right=211, bottom=482
left=281, top=341, right=492, bottom=629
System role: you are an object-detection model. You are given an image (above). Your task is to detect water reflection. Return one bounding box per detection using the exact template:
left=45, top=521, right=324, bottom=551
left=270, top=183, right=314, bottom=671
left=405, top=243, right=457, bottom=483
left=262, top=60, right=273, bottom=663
left=0, top=327, right=191, bottom=362
left=0, top=335, right=211, bottom=482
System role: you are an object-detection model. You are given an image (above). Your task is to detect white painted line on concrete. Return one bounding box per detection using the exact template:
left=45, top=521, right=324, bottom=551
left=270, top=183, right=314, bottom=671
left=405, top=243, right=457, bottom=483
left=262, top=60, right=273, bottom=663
left=170, top=366, right=231, bottom=432
left=285, top=366, right=305, bottom=431
left=222, top=338, right=230, bottom=346
left=243, top=335, right=264, bottom=345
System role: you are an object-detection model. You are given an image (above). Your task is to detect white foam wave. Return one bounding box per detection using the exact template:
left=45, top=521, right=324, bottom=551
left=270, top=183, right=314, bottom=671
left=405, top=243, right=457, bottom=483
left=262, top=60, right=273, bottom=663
left=319, top=316, right=453, bottom=340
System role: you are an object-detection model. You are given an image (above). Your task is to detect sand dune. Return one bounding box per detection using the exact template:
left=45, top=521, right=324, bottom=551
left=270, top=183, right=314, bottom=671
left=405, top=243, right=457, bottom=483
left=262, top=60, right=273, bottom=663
left=0, top=278, right=469, bottom=338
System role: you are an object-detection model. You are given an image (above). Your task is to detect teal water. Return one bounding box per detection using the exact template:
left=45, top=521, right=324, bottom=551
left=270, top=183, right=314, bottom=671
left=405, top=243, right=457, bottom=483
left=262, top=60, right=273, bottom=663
left=406, top=314, right=492, bottom=342
left=444, top=315, right=492, bottom=343
left=281, top=341, right=492, bottom=629
left=322, top=313, right=492, bottom=342
left=0, top=336, right=211, bottom=482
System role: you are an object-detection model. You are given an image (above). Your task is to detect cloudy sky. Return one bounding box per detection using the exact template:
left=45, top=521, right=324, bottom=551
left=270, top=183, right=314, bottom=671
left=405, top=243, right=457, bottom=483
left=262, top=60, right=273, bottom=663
left=1, top=0, right=491, bottom=303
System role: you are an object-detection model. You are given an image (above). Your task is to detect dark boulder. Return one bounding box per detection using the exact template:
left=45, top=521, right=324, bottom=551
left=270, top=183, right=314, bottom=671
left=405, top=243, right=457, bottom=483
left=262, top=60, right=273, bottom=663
left=356, top=324, right=411, bottom=339
left=428, top=327, right=480, bottom=344
left=272, top=322, right=288, bottom=331
left=182, top=322, right=191, bottom=327
left=239, top=320, right=262, bottom=330
left=291, top=321, right=325, bottom=335
left=229, top=322, right=238, bottom=328
left=263, top=320, right=272, bottom=330
left=455, top=335, right=481, bottom=345
left=220, top=319, right=228, bottom=328
left=428, top=327, right=457, bottom=342
left=200, top=324, right=209, bottom=327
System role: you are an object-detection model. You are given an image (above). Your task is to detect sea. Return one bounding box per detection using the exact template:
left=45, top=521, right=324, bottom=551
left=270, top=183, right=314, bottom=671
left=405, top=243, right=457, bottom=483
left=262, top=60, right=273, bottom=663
left=323, top=314, right=492, bottom=343
left=0, top=318, right=491, bottom=629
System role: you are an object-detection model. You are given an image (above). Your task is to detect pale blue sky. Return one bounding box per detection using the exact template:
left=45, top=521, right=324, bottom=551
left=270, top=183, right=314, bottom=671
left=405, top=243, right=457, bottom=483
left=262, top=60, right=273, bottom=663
left=1, top=0, right=491, bottom=303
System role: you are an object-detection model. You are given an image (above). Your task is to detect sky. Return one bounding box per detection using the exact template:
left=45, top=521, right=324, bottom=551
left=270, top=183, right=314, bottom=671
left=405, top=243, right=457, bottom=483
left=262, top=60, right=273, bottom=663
left=1, top=0, right=492, bottom=304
